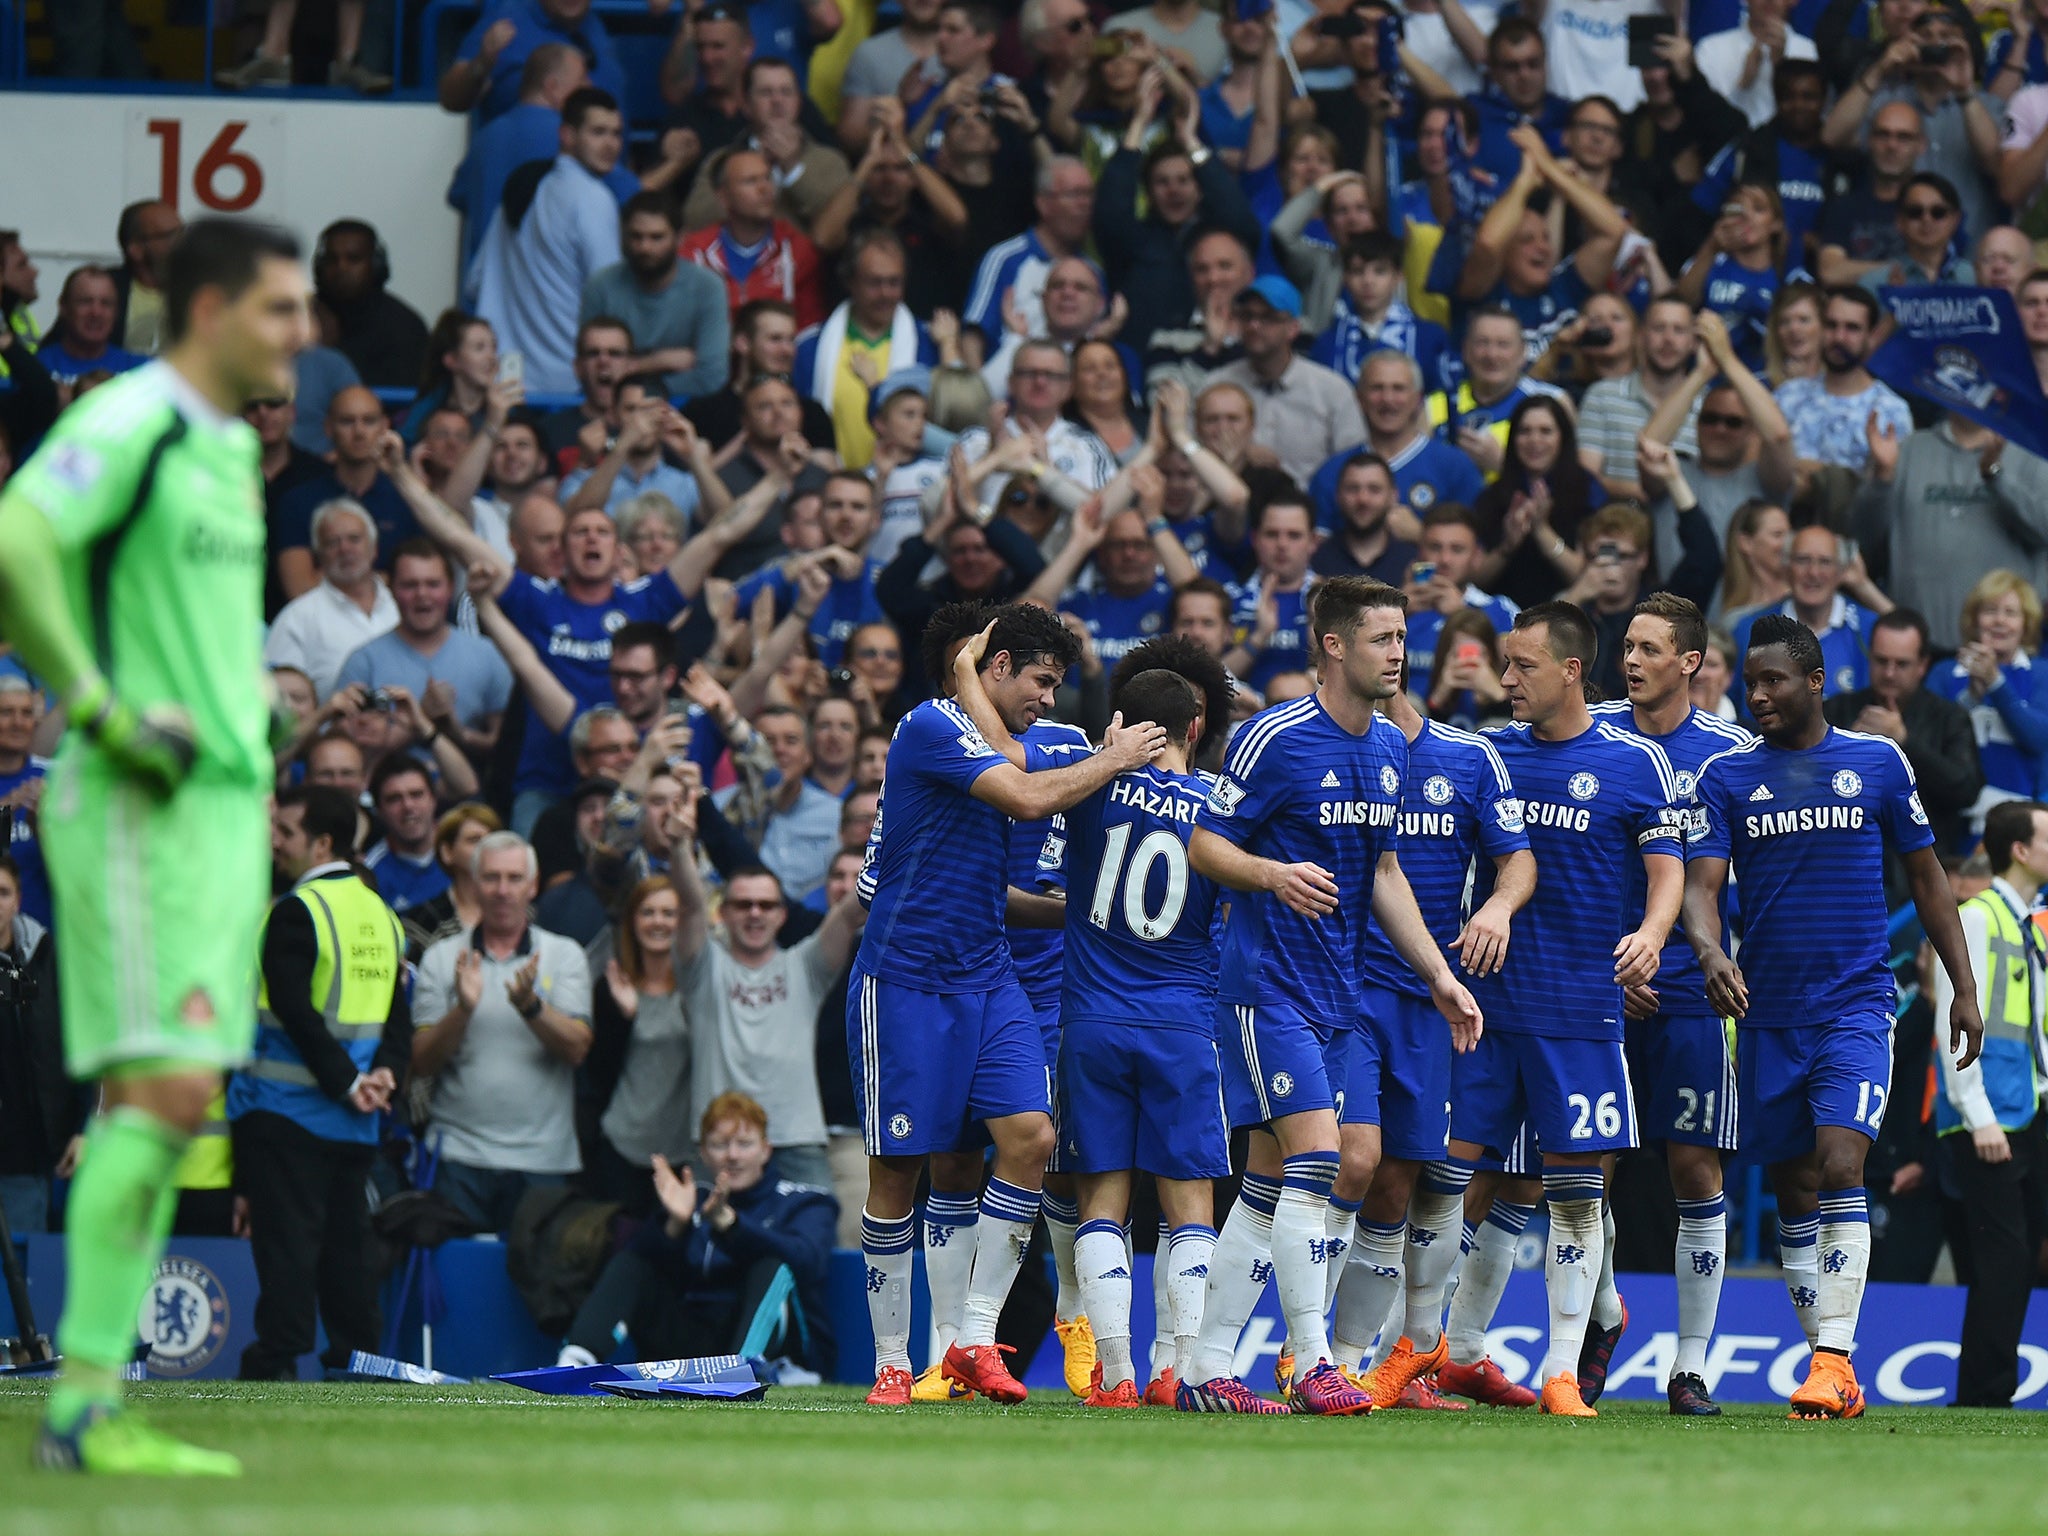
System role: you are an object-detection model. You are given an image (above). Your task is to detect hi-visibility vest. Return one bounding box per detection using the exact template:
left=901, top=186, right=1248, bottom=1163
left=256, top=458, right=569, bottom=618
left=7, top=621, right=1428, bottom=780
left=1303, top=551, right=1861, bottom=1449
left=1937, top=888, right=2047, bottom=1134
left=0, top=306, right=39, bottom=381
left=173, top=1087, right=232, bottom=1190
left=226, top=873, right=403, bottom=1145
left=1424, top=383, right=1518, bottom=479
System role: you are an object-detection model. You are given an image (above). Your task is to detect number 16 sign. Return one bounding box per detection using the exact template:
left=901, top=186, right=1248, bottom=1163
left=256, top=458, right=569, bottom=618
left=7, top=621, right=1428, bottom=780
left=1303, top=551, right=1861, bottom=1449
left=125, top=108, right=285, bottom=218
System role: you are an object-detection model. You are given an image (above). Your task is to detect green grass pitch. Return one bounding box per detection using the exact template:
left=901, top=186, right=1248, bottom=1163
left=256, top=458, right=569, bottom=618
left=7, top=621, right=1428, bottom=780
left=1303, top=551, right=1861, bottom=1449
left=5, top=1379, right=2047, bottom=1535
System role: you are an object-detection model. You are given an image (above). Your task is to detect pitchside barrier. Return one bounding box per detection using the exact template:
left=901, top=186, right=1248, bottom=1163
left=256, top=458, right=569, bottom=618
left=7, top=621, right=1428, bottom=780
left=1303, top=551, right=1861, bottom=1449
left=5, top=1235, right=2044, bottom=1407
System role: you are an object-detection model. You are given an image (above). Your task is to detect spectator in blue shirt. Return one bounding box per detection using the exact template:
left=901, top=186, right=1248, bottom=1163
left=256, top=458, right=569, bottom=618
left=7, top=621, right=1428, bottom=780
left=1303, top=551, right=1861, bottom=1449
left=560, top=374, right=714, bottom=522
left=1931, top=569, right=2048, bottom=802
left=33, top=268, right=147, bottom=387
left=1444, top=124, right=1628, bottom=369
left=1674, top=178, right=1812, bottom=373
left=1224, top=490, right=1317, bottom=691
left=447, top=43, right=639, bottom=271
left=441, top=0, right=633, bottom=124
left=273, top=387, right=423, bottom=601
left=363, top=757, right=453, bottom=918
left=1731, top=524, right=1889, bottom=705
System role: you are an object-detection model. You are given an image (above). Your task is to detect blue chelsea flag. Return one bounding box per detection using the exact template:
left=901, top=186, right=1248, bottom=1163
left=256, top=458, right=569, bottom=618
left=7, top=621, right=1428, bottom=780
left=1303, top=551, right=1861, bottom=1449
left=1868, top=286, right=2048, bottom=461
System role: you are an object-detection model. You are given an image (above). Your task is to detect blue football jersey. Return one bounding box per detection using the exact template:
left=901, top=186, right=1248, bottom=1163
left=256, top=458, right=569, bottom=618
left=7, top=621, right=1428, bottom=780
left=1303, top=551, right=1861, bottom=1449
left=1591, top=701, right=1755, bottom=1013
left=1062, top=579, right=1174, bottom=669
left=1473, top=720, right=1686, bottom=1039
left=1009, top=718, right=1096, bottom=1011
left=1199, top=695, right=1404, bottom=1024
left=1361, top=722, right=1530, bottom=997
left=1690, top=726, right=1934, bottom=1026
left=1060, top=766, right=1221, bottom=1026
left=1228, top=579, right=1312, bottom=692
left=856, top=698, right=1019, bottom=991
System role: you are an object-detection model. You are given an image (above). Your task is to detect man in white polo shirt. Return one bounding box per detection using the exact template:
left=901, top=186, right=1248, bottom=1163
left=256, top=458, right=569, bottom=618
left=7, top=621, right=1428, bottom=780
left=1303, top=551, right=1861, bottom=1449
left=263, top=498, right=398, bottom=698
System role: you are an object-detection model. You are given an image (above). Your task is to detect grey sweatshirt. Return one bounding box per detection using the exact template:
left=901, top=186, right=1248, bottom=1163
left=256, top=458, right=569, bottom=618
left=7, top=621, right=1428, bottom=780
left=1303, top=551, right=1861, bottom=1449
left=1851, top=420, right=2048, bottom=650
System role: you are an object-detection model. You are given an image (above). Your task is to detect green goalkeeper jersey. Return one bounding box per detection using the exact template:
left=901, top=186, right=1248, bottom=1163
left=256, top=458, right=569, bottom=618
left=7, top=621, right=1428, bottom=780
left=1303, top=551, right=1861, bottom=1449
left=4, top=361, right=271, bottom=789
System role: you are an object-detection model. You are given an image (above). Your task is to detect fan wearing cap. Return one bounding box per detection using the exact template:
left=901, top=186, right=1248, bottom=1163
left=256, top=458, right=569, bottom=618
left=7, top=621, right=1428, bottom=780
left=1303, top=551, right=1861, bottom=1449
left=1203, top=274, right=1368, bottom=488
left=868, top=367, right=948, bottom=566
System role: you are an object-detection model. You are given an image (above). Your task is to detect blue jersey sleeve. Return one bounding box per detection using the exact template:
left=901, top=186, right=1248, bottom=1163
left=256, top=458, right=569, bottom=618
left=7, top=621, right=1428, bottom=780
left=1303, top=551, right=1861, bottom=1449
left=1471, top=741, right=1529, bottom=860
left=1627, top=742, right=1687, bottom=862
left=908, top=702, right=1007, bottom=796
left=1878, top=740, right=1937, bottom=855
left=1690, top=754, right=1736, bottom=863
left=1199, top=728, right=1280, bottom=850
left=495, top=571, right=553, bottom=639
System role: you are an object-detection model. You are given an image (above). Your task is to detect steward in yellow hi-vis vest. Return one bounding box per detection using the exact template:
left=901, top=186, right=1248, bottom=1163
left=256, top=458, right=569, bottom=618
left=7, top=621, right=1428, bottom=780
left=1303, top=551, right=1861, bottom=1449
left=225, top=786, right=409, bottom=1378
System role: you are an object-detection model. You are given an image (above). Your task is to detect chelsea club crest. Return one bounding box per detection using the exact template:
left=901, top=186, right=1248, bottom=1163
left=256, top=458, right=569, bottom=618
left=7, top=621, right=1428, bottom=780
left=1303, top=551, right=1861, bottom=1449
left=139, top=1255, right=230, bottom=1377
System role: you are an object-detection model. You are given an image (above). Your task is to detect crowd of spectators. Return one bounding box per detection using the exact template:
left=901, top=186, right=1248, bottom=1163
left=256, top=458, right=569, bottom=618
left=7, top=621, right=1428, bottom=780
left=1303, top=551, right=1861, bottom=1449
left=9, top=0, right=2048, bottom=1356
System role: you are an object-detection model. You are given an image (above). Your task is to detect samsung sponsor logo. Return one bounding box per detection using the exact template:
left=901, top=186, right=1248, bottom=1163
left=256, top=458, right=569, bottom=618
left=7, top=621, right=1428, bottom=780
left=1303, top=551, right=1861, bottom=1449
left=1319, top=800, right=1398, bottom=828
left=1746, top=805, right=1866, bottom=837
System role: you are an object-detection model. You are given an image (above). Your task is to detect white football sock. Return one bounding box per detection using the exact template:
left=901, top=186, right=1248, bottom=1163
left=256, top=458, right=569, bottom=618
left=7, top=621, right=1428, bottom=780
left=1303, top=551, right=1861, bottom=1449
left=1322, top=1195, right=1361, bottom=1314
left=1539, top=1169, right=1606, bottom=1384
left=1590, top=1200, right=1624, bottom=1329
left=1188, top=1176, right=1278, bottom=1385
left=1166, top=1223, right=1216, bottom=1383
left=1673, top=1193, right=1727, bottom=1380
left=1330, top=1220, right=1404, bottom=1368
left=1403, top=1161, right=1476, bottom=1351
left=920, top=1188, right=978, bottom=1356
left=1075, top=1219, right=1134, bottom=1387
left=1814, top=1188, right=1871, bottom=1354
left=861, top=1208, right=916, bottom=1372
left=1272, top=1154, right=1341, bottom=1369
left=957, top=1177, right=1040, bottom=1349
left=1042, top=1190, right=1083, bottom=1322
left=1778, top=1212, right=1821, bottom=1349
left=1151, top=1215, right=1175, bottom=1378
left=1446, top=1201, right=1531, bottom=1366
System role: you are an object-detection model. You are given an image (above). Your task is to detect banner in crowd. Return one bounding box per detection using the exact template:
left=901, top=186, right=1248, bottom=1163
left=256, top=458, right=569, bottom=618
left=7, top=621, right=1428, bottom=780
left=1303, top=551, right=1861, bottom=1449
left=1869, top=286, right=2048, bottom=461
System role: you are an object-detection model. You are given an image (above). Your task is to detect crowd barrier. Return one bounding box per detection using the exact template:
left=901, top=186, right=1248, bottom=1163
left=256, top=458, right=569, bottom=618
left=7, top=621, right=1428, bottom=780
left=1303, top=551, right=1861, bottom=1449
left=7, top=1235, right=2045, bottom=1407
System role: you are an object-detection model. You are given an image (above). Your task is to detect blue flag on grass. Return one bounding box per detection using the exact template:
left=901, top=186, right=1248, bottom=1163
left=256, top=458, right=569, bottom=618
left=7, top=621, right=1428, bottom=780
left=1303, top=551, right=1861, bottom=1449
left=1869, top=286, right=2048, bottom=460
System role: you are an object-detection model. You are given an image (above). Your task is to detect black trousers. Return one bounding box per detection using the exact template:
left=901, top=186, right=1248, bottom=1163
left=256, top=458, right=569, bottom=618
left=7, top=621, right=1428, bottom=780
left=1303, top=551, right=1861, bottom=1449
left=233, top=1111, right=382, bottom=1379
left=1950, top=1115, right=2048, bottom=1407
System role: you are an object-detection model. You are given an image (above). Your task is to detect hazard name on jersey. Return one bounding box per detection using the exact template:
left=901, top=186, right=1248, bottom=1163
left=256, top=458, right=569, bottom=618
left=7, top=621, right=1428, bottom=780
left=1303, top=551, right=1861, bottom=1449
left=1110, top=775, right=1200, bottom=823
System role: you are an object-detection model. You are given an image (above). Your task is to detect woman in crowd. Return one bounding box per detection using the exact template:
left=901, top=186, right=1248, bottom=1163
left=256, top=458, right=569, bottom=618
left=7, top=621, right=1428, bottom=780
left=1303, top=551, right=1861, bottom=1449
left=1765, top=281, right=1825, bottom=387
left=1712, top=497, right=1791, bottom=625
left=1472, top=395, right=1604, bottom=610
left=1674, top=182, right=1806, bottom=372
left=403, top=310, right=498, bottom=441
left=401, top=802, right=504, bottom=961
left=1931, top=569, right=2048, bottom=804
left=1693, top=627, right=1740, bottom=722
left=618, top=492, right=687, bottom=580
left=1424, top=610, right=1511, bottom=731
left=1065, top=340, right=1144, bottom=467
left=584, top=875, right=693, bottom=1216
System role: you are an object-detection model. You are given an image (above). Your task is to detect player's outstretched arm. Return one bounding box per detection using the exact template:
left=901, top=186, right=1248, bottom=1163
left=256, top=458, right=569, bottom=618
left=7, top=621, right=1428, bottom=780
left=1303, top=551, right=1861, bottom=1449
left=1905, top=843, right=1986, bottom=1068
left=1188, top=827, right=1338, bottom=918
left=968, top=712, right=1169, bottom=822
left=382, top=432, right=508, bottom=592
left=1614, top=850, right=1684, bottom=987
left=1451, top=848, right=1536, bottom=977
left=0, top=493, right=195, bottom=794
left=1681, top=855, right=1747, bottom=1018
left=1372, top=851, right=1484, bottom=1050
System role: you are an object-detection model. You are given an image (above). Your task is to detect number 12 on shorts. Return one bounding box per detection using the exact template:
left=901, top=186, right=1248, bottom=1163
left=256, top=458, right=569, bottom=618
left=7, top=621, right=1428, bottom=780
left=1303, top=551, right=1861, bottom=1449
left=1854, top=1080, right=1888, bottom=1130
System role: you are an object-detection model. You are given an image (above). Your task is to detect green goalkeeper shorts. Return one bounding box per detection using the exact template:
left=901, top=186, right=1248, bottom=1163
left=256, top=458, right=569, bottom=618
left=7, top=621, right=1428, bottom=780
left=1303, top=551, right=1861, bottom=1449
left=41, top=765, right=269, bottom=1078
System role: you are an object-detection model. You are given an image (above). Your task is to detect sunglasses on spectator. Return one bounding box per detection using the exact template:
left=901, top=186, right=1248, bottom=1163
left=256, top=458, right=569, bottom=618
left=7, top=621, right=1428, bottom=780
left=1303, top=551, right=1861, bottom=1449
left=1901, top=201, right=1954, bottom=221
left=248, top=397, right=291, bottom=410
left=1697, top=410, right=1749, bottom=429
left=1011, top=367, right=1070, bottom=383
left=854, top=645, right=899, bottom=661
left=726, top=897, right=784, bottom=912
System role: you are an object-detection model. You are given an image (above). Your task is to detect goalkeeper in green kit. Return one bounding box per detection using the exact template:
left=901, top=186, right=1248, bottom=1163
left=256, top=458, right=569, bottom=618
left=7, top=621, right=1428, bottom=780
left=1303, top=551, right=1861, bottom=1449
left=0, top=219, right=310, bottom=1477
